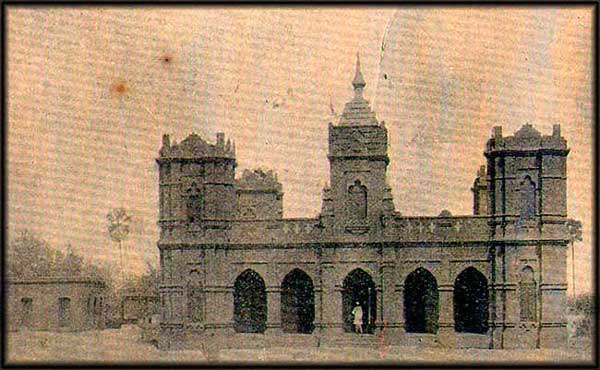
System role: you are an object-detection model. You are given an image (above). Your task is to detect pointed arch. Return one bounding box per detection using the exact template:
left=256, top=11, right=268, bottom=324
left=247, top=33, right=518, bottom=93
left=281, top=269, right=315, bottom=334
left=404, top=268, right=439, bottom=334
left=519, top=266, right=537, bottom=322
left=342, top=268, right=376, bottom=333
left=454, top=267, right=489, bottom=334
left=233, top=269, right=267, bottom=333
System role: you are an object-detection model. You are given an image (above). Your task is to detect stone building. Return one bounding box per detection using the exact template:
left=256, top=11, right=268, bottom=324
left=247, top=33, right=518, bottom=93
left=7, top=279, right=106, bottom=332
left=155, top=56, right=570, bottom=351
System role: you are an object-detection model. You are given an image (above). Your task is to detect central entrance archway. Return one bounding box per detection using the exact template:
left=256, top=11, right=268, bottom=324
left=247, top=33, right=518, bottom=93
left=342, top=268, right=376, bottom=334
left=281, top=269, right=315, bottom=334
left=233, top=269, right=267, bottom=333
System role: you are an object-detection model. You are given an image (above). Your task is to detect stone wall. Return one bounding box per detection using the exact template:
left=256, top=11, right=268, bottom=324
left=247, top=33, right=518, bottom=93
left=7, top=280, right=106, bottom=332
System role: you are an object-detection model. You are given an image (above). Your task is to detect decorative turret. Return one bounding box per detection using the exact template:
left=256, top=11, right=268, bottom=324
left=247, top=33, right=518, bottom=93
left=235, top=169, right=283, bottom=220
left=471, top=165, right=489, bottom=215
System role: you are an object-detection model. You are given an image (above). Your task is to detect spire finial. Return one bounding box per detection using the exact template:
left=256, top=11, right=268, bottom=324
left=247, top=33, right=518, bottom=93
left=352, top=52, right=366, bottom=97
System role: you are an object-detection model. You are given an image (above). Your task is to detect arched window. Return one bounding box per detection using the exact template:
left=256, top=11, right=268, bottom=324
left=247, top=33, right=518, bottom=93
left=21, top=298, right=32, bottom=328
left=454, top=267, right=489, bottom=334
left=281, top=269, right=315, bottom=334
left=233, top=269, right=267, bottom=333
left=162, top=251, right=171, bottom=281
left=519, top=266, right=537, bottom=322
left=519, top=176, right=536, bottom=221
left=188, top=270, right=204, bottom=323
left=93, top=297, right=102, bottom=326
left=404, top=268, right=439, bottom=334
left=348, top=180, right=367, bottom=220
left=342, top=268, right=376, bottom=334
left=186, top=183, right=202, bottom=222
left=58, top=297, right=71, bottom=328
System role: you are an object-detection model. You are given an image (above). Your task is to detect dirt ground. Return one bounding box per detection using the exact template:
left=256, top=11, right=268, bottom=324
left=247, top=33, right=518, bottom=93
left=5, top=325, right=594, bottom=365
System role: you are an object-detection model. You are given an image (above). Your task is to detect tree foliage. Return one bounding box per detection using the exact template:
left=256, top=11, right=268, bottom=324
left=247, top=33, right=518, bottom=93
left=119, top=262, right=159, bottom=296
left=7, top=229, right=114, bottom=287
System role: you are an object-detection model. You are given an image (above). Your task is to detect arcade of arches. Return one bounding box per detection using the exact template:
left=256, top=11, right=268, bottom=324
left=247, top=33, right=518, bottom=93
left=225, top=266, right=496, bottom=335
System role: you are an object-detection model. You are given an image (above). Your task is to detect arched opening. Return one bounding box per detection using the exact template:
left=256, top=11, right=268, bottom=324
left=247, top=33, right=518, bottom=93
left=233, top=269, right=267, bottom=333
left=519, top=266, right=537, bottom=322
left=58, top=297, right=71, bottom=328
left=281, top=269, right=315, bottom=334
left=519, top=175, right=536, bottom=222
left=454, top=267, right=489, bottom=334
left=342, top=268, right=376, bottom=334
left=348, top=180, right=367, bottom=220
left=93, top=297, right=102, bottom=326
left=21, top=297, right=32, bottom=328
left=186, top=183, right=202, bottom=223
left=188, top=270, right=204, bottom=323
left=404, top=268, right=439, bottom=334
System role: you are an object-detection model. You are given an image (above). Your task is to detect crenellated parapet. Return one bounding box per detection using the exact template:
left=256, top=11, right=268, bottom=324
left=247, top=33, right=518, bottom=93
left=158, top=213, right=492, bottom=248
left=486, top=124, right=568, bottom=153
left=159, top=132, right=235, bottom=160
left=388, top=215, right=490, bottom=244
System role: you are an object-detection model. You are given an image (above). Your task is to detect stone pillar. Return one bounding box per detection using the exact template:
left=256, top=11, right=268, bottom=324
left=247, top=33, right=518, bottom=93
left=266, top=286, right=281, bottom=334
left=381, top=262, right=396, bottom=330
left=320, top=263, right=343, bottom=339
left=438, top=284, right=456, bottom=347
left=313, top=285, right=322, bottom=331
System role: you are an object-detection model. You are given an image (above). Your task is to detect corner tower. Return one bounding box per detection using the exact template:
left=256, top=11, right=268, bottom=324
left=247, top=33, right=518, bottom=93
left=485, top=124, right=569, bottom=238
left=157, top=132, right=236, bottom=232
left=321, top=54, right=395, bottom=235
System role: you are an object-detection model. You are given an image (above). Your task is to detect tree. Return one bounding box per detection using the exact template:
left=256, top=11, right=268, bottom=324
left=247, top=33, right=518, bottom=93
left=120, top=262, right=160, bottom=296
left=567, top=219, right=583, bottom=298
left=7, top=229, right=113, bottom=284
left=107, top=208, right=131, bottom=283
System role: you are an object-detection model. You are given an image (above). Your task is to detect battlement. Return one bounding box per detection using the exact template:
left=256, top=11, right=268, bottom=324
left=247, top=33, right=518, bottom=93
left=159, top=132, right=235, bottom=160
left=485, top=124, right=568, bottom=153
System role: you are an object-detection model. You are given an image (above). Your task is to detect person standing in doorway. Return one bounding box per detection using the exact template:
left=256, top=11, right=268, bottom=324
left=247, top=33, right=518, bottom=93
left=352, top=302, right=363, bottom=334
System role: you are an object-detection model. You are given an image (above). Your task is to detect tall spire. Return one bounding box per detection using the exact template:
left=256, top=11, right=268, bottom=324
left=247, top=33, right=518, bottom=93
left=338, top=52, right=378, bottom=126
left=352, top=52, right=366, bottom=97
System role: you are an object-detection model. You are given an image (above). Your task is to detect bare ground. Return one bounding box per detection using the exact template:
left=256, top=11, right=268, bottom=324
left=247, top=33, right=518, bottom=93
left=5, top=325, right=594, bottom=365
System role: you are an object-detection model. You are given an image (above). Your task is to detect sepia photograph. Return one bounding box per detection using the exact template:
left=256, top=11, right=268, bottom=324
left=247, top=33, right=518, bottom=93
left=4, top=4, right=596, bottom=366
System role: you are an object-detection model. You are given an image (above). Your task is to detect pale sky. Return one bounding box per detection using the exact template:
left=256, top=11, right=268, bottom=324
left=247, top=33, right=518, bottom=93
left=7, top=6, right=594, bottom=293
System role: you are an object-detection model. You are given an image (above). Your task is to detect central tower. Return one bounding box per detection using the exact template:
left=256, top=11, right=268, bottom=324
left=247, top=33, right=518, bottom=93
left=321, top=54, right=395, bottom=235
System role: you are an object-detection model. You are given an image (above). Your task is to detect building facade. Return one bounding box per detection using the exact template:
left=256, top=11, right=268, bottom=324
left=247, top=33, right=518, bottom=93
left=7, top=279, right=106, bottom=332
left=156, top=57, right=570, bottom=351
